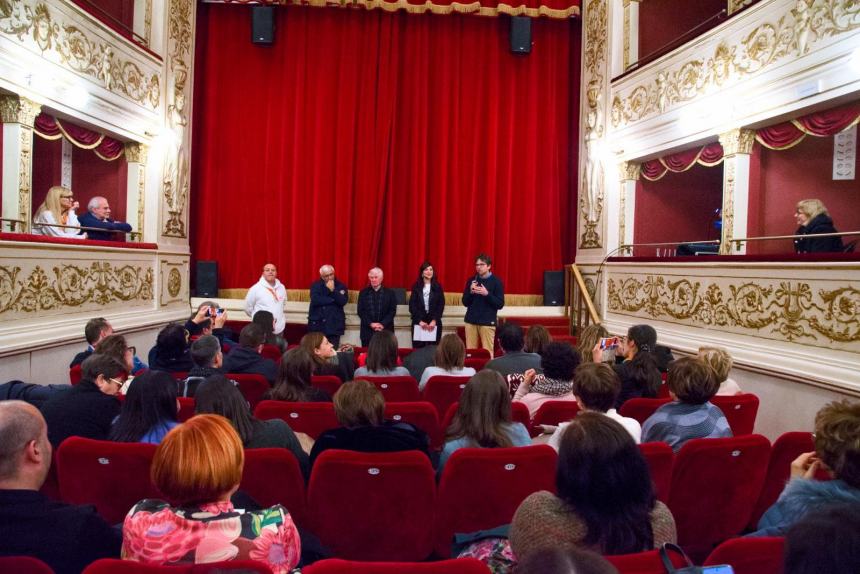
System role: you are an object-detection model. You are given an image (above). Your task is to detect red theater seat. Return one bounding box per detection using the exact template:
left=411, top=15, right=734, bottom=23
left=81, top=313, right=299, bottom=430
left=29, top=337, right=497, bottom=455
left=241, top=448, right=308, bottom=527
left=464, top=357, right=489, bottom=371
left=619, top=397, right=672, bottom=425
left=711, top=393, right=760, bottom=435
left=422, top=375, right=472, bottom=419
left=532, top=400, right=580, bottom=427
left=254, top=401, right=338, bottom=439
left=356, top=375, right=420, bottom=402
left=384, top=401, right=441, bottom=449
left=312, top=375, right=342, bottom=397
left=668, top=435, right=771, bottom=561
left=260, top=344, right=282, bottom=362
left=69, top=364, right=83, bottom=385
left=638, top=442, right=674, bottom=504
left=0, top=556, right=54, bottom=574
left=303, top=558, right=489, bottom=573
left=227, top=373, right=270, bottom=410
left=308, top=450, right=436, bottom=561
left=703, top=536, right=785, bottom=574
left=464, top=348, right=490, bottom=359
left=435, top=445, right=557, bottom=557
left=606, top=549, right=688, bottom=573
left=83, top=558, right=274, bottom=573
left=177, top=397, right=196, bottom=422
left=56, top=437, right=159, bottom=524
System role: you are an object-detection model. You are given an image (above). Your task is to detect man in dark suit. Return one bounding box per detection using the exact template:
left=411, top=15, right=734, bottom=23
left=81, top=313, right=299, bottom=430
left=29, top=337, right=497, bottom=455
left=308, top=264, right=349, bottom=347
left=69, top=317, right=112, bottom=368
left=78, top=196, right=132, bottom=241
left=222, top=323, right=278, bottom=384
left=356, top=267, right=397, bottom=347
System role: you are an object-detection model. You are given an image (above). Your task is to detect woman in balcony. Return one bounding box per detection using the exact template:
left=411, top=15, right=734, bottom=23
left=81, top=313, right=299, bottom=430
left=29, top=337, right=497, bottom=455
left=32, top=186, right=86, bottom=238
left=794, top=199, right=844, bottom=253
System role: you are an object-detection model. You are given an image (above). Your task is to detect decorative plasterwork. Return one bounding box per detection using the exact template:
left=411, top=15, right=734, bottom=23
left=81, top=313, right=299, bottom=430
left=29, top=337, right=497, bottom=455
left=580, top=0, right=608, bottom=249
left=159, top=259, right=187, bottom=306
left=611, top=0, right=860, bottom=129
left=717, top=129, right=753, bottom=255
left=161, top=0, right=193, bottom=239
left=0, top=93, right=40, bottom=125
left=719, top=128, right=755, bottom=156
left=0, top=95, right=41, bottom=231
left=618, top=160, right=640, bottom=181
left=125, top=142, right=148, bottom=240
left=0, top=262, right=154, bottom=316
left=607, top=272, right=860, bottom=350
left=0, top=1, right=161, bottom=110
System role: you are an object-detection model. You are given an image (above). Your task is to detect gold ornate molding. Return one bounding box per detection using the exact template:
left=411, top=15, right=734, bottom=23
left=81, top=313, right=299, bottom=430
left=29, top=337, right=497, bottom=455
left=580, top=0, right=608, bottom=250
left=161, top=0, right=193, bottom=239
left=125, top=143, right=147, bottom=240
left=720, top=160, right=736, bottom=255
left=159, top=260, right=187, bottom=305
left=618, top=160, right=641, bottom=181
left=0, top=263, right=154, bottom=314
left=719, top=128, right=755, bottom=156
left=0, top=95, right=41, bottom=126
left=0, top=1, right=160, bottom=109
left=607, top=273, right=860, bottom=348
left=611, top=0, right=860, bottom=128
left=124, top=142, right=148, bottom=164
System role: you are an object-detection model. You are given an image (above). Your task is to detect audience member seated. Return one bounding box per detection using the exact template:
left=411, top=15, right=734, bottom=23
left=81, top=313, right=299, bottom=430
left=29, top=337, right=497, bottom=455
left=40, top=355, right=126, bottom=447
left=698, top=346, right=742, bottom=395
left=641, top=357, right=732, bottom=452
left=404, top=343, right=438, bottom=382
left=439, top=370, right=531, bottom=472
left=783, top=503, right=860, bottom=574
left=182, top=335, right=225, bottom=397
left=93, top=334, right=146, bottom=375
left=353, top=331, right=411, bottom=378
left=69, top=317, right=111, bottom=367
left=309, top=379, right=430, bottom=467
left=148, top=323, right=194, bottom=373
left=576, top=324, right=610, bottom=365
left=595, top=325, right=662, bottom=409
left=750, top=399, right=860, bottom=537
left=110, top=371, right=179, bottom=444
left=300, top=332, right=354, bottom=382
left=510, top=413, right=676, bottom=560
left=419, top=333, right=477, bottom=390
left=793, top=198, right=844, bottom=254
left=546, top=363, right=641, bottom=450
left=484, top=322, right=542, bottom=378
left=222, top=323, right=278, bottom=384
left=264, top=348, right=331, bottom=403
left=524, top=325, right=552, bottom=356
left=514, top=547, right=619, bottom=574
left=0, top=401, right=121, bottom=574
left=514, top=342, right=581, bottom=417
left=185, top=301, right=237, bottom=347
left=31, top=185, right=85, bottom=238
left=122, top=414, right=301, bottom=570
left=77, top=196, right=132, bottom=241
left=253, top=309, right=287, bottom=353
left=195, top=375, right=310, bottom=479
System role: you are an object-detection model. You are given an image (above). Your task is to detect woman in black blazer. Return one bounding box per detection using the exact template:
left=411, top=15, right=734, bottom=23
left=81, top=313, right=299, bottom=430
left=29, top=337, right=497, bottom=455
left=408, top=261, right=445, bottom=348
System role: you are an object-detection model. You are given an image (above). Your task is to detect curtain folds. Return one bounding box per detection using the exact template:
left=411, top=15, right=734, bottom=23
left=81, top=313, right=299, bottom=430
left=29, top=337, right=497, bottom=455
left=641, top=142, right=724, bottom=181
left=191, top=5, right=578, bottom=294
left=217, top=0, right=581, bottom=19
left=34, top=114, right=125, bottom=161
left=756, top=102, right=860, bottom=150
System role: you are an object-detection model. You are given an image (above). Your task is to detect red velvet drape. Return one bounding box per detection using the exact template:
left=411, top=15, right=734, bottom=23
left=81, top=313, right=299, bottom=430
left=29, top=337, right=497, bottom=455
left=641, top=142, right=723, bottom=181
left=755, top=102, right=860, bottom=149
left=191, top=5, right=579, bottom=294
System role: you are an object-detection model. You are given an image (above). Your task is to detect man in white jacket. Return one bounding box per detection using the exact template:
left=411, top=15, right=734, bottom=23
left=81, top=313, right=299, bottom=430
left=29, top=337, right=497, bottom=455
left=244, top=263, right=287, bottom=336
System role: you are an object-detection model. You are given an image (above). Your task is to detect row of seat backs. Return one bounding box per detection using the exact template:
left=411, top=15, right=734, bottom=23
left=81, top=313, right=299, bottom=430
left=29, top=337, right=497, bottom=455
left=0, top=536, right=787, bottom=574
left=54, top=433, right=785, bottom=563
left=619, top=394, right=761, bottom=436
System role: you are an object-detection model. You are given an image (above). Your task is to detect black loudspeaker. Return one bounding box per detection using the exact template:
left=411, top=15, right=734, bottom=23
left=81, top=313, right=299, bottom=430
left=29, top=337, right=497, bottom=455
left=251, top=6, right=275, bottom=45
left=510, top=16, right=531, bottom=54
left=543, top=270, right=564, bottom=306
left=196, top=261, right=218, bottom=298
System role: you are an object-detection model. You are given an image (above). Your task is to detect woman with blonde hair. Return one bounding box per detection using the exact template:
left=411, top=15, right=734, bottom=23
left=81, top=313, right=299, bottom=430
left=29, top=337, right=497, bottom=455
left=122, top=414, right=302, bottom=570
left=794, top=199, right=843, bottom=253
left=698, top=346, right=742, bottom=395
left=33, top=186, right=86, bottom=238
left=418, top=333, right=476, bottom=390
left=577, top=324, right=609, bottom=364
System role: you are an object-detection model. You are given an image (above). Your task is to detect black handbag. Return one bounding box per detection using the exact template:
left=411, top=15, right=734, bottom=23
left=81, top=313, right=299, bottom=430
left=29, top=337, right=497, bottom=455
left=659, top=543, right=735, bottom=574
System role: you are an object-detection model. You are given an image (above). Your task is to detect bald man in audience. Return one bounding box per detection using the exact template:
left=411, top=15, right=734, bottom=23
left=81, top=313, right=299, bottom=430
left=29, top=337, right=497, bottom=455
left=78, top=196, right=132, bottom=241
left=0, top=401, right=121, bottom=573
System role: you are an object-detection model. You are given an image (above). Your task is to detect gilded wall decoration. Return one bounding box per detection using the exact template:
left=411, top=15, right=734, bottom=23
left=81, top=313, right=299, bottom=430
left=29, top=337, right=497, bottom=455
left=607, top=274, right=860, bottom=347
left=0, top=1, right=160, bottom=109
left=167, top=268, right=181, bottom=298
left=0, top=263, right=154, bottom=314
left=580, top=0, right=608, bottom=249
left=125, top=142, right=148, bottom=241
left=159, top=260, right=188, bottom=305
left=0, top=95, right=41, bottom=232
left=611, top=0, right=860, bottom=128
left=161, top=0, right=193, bottom=238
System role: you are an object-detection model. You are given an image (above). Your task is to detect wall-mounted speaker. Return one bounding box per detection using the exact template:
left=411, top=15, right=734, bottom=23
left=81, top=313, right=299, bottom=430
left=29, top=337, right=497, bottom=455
left=543, top=270, right=564, bottom=306
left=196, top=261, right=219, bottom=298
left=251, top=6, right=275, bottom=45
left=510, top=16, right=531, bottom=54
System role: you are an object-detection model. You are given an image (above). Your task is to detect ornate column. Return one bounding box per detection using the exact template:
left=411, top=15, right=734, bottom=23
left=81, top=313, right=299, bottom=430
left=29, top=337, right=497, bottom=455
left=622, top=0, right=641, bottom=71
left=125, top=143, right=148, bottom=242
left=0, top=95, right=41, bottom=234
left=718, top=128, right=755, bottom=255
left=618, top=161, right=640, bottom=254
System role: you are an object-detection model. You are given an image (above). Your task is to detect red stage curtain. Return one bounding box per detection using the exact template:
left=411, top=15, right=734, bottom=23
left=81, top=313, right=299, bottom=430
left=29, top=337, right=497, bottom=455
left=641, top=143, right=724, bottom=181
left=756, top=102, right=860, bottom=150
left=34, top=114, right=125, bottom=160
left=218, top=0, right=580, bottom=19
left=191, top=5, right=579, bottom=294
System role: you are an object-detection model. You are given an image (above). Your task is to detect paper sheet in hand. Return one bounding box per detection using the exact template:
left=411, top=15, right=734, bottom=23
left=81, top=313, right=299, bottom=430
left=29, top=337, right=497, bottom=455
left=413, top=325, right=438, bottom=342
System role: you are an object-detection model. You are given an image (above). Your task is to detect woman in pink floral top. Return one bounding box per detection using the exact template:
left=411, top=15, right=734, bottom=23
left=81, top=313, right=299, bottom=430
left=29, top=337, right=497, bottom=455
left=122, top=414, right=301, bottom=572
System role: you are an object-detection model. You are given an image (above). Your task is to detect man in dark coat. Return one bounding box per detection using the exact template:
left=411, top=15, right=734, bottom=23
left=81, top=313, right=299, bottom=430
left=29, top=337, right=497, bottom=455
left=356, top=267, right=397, bottom=347
left=308, top=264, right=348, bottom=347
left=222, top=323, right=278, bottom=384
left=78, top=196, right=132, bottom=241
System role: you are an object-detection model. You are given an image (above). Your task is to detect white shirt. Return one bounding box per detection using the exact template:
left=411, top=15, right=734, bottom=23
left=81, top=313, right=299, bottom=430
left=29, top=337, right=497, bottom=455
left=244, top=276, right=287, bottom=335
left=547, top=409, right=642, bottom=451
left=418, top=366, right=476, bottom=390
left=33, top=210, right=82, bottom=238
left=422, top=283, right=431, bottom=312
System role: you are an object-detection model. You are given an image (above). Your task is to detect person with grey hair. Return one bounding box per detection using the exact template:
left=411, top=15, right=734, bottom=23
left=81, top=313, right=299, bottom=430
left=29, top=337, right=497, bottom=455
left=308, top=263, right=348, bottom=347
left=78, top=195, right=132, bottom=241
left=356, top=267, right=397, bottom=347
left=0, top=401, right=122, bottom=573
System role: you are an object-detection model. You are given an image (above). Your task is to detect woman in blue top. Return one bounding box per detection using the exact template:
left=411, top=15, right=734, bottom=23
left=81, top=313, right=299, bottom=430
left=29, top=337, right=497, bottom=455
left=439, top=370, right=531, bottom=472
left=110, top=370, right=179, bottom=444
